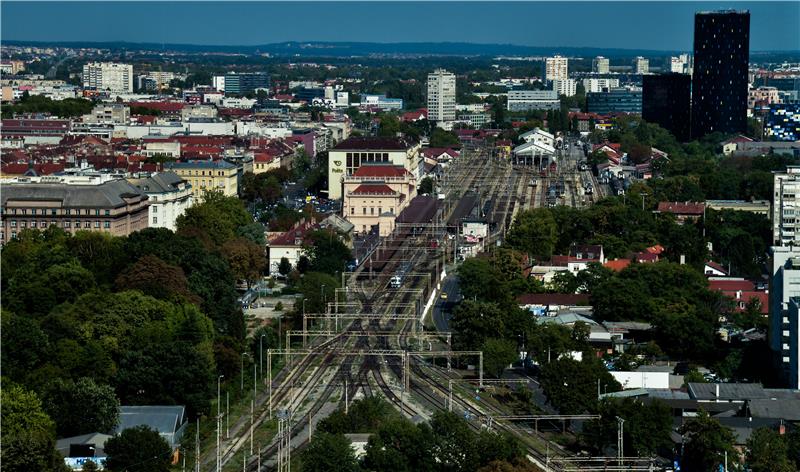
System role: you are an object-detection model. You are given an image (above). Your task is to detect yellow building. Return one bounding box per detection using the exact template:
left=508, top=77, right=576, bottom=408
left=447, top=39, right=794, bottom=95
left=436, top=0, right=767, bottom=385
left=343, top=164, right=416, bottom=236
left=165, top=160, right=238, bottom=198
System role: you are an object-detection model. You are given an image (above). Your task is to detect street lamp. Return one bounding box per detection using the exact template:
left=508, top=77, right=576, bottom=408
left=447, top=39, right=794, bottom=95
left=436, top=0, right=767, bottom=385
left=259, top=334, right=266, bottom=381
left=241, top=352, right=251, bottom=393
left=321, top=284, right=326, bottom=311
left=216, top=374, right=224, bottom=472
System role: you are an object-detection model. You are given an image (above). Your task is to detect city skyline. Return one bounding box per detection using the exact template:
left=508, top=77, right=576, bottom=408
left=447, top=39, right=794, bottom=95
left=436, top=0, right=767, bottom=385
left=2, top=1, right=799, bottom=52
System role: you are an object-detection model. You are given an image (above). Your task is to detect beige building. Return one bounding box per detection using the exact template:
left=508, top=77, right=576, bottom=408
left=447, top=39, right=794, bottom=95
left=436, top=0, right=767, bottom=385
left=165, top=160, right=238, bottom=198
left=545, top=55, right=569, bottom=82
left=748, top=86, right=782, bottom=109
left=1, top=175, right=149, bottom=244
left=83, top=103, right=130, bottom=124
left=327, top=136, right=421, bottom=200
left=343, top=164, right=416, bottom=236
left=592, top=56, right=610, bottom=74
left=129, top=172, right=193, bottom=231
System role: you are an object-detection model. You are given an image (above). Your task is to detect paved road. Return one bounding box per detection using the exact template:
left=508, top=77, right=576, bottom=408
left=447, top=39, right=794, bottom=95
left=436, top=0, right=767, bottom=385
left=432, top=272, right=460, bottom=332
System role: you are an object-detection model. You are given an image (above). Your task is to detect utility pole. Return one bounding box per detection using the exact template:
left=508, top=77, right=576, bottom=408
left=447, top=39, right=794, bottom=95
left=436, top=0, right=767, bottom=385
left=195, top=418, right=200, bottom=472
left=617, top=416, right=625, bottom=466
left=216, top=375, right=224, bottom=472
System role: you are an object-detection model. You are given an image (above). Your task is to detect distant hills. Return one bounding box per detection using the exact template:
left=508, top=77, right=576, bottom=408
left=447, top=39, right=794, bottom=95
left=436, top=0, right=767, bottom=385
left=5, top=40, right=796, bottom=59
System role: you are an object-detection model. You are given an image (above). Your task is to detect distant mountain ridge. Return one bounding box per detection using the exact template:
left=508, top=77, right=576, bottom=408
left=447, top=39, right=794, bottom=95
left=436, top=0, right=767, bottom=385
left=5, top=39, right=796, bottom=59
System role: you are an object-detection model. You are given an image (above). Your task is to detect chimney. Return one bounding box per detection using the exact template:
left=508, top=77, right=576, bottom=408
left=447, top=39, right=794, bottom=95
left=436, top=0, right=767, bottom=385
left=715, top=384, right=720, bottom=400
left=680, top=255, right=686, bottom=265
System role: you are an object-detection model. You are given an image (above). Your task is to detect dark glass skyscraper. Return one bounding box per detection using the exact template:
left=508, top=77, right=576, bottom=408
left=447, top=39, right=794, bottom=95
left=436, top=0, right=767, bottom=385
left=691, top=10, right=750, bottom=139
left=643, top=73, right=691, bottom=141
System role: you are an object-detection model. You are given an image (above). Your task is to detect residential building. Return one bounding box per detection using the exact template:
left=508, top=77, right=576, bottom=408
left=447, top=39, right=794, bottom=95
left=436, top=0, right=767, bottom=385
left=1, top=175, right=149, bottom=244
left=669, top=53, right=693, bottom=75
left=633, top=56, right=649, bottom=74
left=165, top=160, right=238, bottom=198
left=592, top=56, right=610, bottom=74
left=642, top=73, right=692, bottom=141
left=82, top=62, right=134, bottom=93
left=656, top=201, right=705, bottom=223
left=343, top=164, right=417, bottom=235
left=773, top=166, right=800, bottom=246
left=327, top=136, right=421, bottom=200
left=143, top=140, right=181, bottom=159
left=691, top=10, right=750, bottom=138
left=748, top=86, right=782, bottom=109
left=212, top=75, right=225, bottom=92
left=223, top=72, right=269, bottom=96
left=427, top=69, right=456, bottom=122
left=552, top=78, right=577, bottom=97
left=456, top=112, right=491, bottom=128
left=582, top=78, right=620, bottom=93
left=705, top=199, right=770, bottom=215
left=136, top=71, right=181, bottom=91
left=587, top=88, right=642, bottom=114
left=181, top=105, right=218, bottom=121
left=771, top=246, right=800, bottom=388
left=506, top=90, right=560, bottom=111
left=360, top=94, right=404, bottom=111
left=545, top=55, right=569, bottom=82
left=129, top=172, right=193, bottom=231
left=82, top=103, right=130, bottom=124
left=765, top=104, right=800, bottom=141
left=789, top=298, right=800, bottom=388
left=267, top=219, right=319, bottom=274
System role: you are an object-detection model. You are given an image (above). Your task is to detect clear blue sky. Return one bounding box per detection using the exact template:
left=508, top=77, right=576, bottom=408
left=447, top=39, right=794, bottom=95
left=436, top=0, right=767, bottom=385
left=2, top=1, right=798, bottom=51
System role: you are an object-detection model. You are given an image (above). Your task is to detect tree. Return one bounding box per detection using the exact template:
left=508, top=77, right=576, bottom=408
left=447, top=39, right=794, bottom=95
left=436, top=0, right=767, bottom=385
left=304, top=229, right=352, bottom=277
left=221, top=237, right=266, bottom=287
left=278, top=257, right=292, bottom=277
left=746, top=427, right=793, bottom=472
left=679, top=410, right=738, bottom=472
left=430, top=127, right=461, bottom=148
left=42, top=377, right=121, bottom=437
left=583, top=398, right=673, bottom=457
left=104, top=426, right=172, bottom=472
left=506, top=209, right=557, bottom=259
left=1, top=383, right=67, bottom=472
left=482, top=338, right=518, bottom=378
left=539, top=358, right=620, bottom=414
left=299, top=432, right=359, bottom=472
left=115, top=255, right=200, bottom=305
left=318, top=397, right=400, bottom=434
left=176, top=190, right=251, bottom=246
left=419, top=176, right=435, bottom=195
left=364, top=419, right=435, bottom=472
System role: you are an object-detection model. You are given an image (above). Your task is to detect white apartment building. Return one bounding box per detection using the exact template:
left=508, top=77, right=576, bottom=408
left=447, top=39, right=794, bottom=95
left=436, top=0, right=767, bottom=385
left=552, top=79, right=577, bottom=97
left=82, top=103, right=130, bottom=124
left=633, top=56, right=650, bottom=75
left=82, top=62, right=133, bottom=93
left=212, top=76, right=225, bottom=92
left=670, top=54, right=693, bottom=75
left=427, top=69, right=456, bottom=122
left=592, top=56, right=610, bottom=74
left=582, top=78, right=620, bottom=93
left=545, top=56, right=569, bottom=82
left=506, top=90, right=560, bottom=111
left=773, top=166, right=800, bottom=246
left=129, top=172, right=193, bottom=231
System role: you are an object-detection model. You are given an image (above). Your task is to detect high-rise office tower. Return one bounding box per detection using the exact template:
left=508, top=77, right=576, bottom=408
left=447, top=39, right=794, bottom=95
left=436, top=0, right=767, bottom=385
left=643, top=73, right=692, bottom=141
left=427, top=69, right=456, bottom=122
left=545, top=55, right=569, bottom=82
left=691, top=10, right=750, bottom=138
left=592, top=56, right=610, bottom=74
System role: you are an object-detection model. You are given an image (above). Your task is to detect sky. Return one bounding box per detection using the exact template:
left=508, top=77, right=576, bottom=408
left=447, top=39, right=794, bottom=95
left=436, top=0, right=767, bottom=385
left=2, top=1, right=798, bottom=51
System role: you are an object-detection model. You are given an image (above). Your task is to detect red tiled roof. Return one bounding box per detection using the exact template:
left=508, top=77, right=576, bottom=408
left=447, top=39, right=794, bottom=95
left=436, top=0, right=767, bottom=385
left=351, top=184, right=396, bottom=195
left=421, top=148, right=459, bottom=159
left=634, top=252, right=659, bottom=263
left=269, top=221, right=319, bottom=247
left=254, top=152, right=278, bottom=163
left=128, top=101, right=185, bottom=112
left=604, top=259, right=632, bottom=272
left=353, top=165, right=410, bottom=178
left=657, top=202, right=705, bottom=215
left=708, top=279, right=756, bottom=292
left=705, top=261, right=729, bottom=275
left=516, top=293, right=590, bottom=306
left=645, top=244, right=665, bottom=255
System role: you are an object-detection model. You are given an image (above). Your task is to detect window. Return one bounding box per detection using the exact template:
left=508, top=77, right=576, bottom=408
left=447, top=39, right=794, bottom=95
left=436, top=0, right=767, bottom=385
left=11, top=232, right=16, bottom=239
left=378, top=207, right=382, bottom=214
left=66, top=209, right=71, bottom=216
left=153, top=216, right=158, bottom=224
left=75, top=220, right=80, bottom=228
left=51, top=209, right=57, bottom=216
left=85, top=209, right=90, bottom=216
left=10, top=221, right=16, bottom=228
left=105, top=210, right=110, bottom=216
left=31, top=209, right=36, bottom=216
left=21, top=209, right=27, bottom=215
left=50, top=221, right=56, bottom=227
left=363, top=208, right=367, bottom=215
left=103, top=222, right=110, bottom=229
left=370, top=207, right=374, bottom=215
left=31, top=221, right=37, bottom=228
left=64, top=221, right=71, bottom=228
left=94, top=221, right=100, bottom=228
left=95, top=209, right=100, bottom=216
left=20, top=221, right=26, bottom=228
left=351, top=207, right=355, bottom=215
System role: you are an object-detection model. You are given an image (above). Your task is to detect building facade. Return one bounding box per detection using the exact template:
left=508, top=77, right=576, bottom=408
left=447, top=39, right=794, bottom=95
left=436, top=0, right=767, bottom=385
left=327, top=136, right=421, bottom=200
left=633, top=56, right=650, bottom=74
left=427, top=69, right=456, bottom=122
left=342, top=164, right=417, bottom=236
left=552, top=79, right=577, bottom=97
left=1, top=175, right=149, bottom=244
left=592, top=56, right=610, bottom=74
left=545, top=56, right=569, bottom=82
left=773, top=166, right=800, bottom=246
left=765, top=104, right=800, bottom=141
left=83, top=104, right=130, bottom=125
left=583, top=78, right=620, bottom=93
left=587, top=88, right=642, bottom=114
left=642, top=73, right=692, bottom=142
left=749, top=86, right=782, bottom=109
left=129, top=172, right=193, bottom=231
left=165, top=160, right=238, bottom=198
left=82, top=62, right=134, bottom=93
left=223, top=72, right=270, bottom=96
left=506, top=90, right=560, bottom=111
left=691, top=10, right=750, bottom=138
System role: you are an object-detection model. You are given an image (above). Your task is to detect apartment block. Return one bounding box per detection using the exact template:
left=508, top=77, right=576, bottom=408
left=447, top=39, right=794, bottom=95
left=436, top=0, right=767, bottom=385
left=82, top=62, right=133, bottom=93
left=592, top=56, right=610, bottom=74
left=427, top=69, right=456, bottom=122
left=545, top=56, right=569, bottom=82
left=165, top=160, right=238, bottom=198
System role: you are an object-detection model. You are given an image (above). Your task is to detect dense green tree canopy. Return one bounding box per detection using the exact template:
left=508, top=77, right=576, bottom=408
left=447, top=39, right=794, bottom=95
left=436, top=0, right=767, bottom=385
left=104, top=426, right=172, bottom=472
